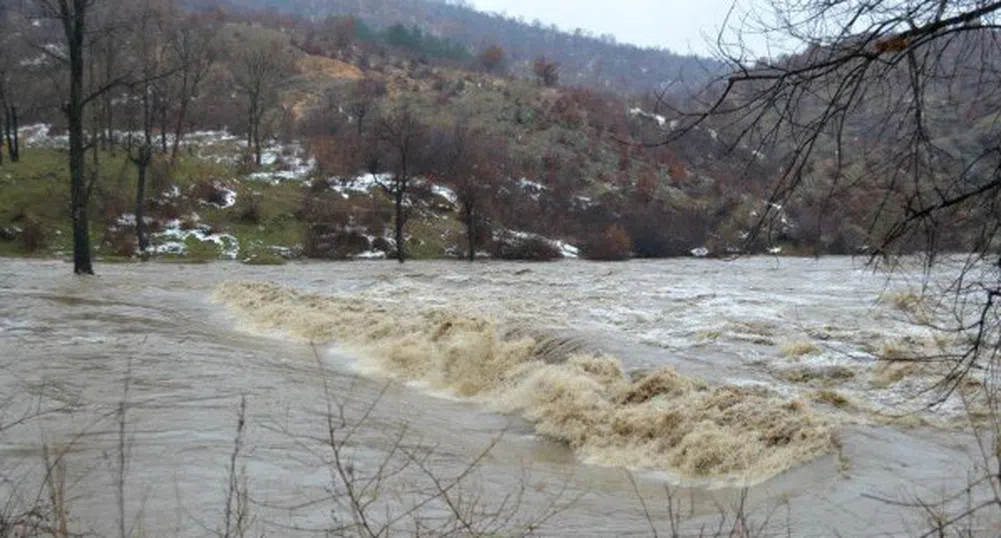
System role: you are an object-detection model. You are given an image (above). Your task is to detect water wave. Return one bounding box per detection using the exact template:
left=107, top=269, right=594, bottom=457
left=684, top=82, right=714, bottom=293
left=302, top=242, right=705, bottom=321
left=214, top=281, right=833, bottom=484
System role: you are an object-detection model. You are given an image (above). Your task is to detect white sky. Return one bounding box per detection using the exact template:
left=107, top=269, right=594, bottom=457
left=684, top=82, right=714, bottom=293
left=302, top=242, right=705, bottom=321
left=466, top=0, right=771, bottom=57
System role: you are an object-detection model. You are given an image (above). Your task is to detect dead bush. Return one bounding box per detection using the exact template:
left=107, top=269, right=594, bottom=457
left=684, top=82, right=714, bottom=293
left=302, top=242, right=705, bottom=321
left=303, top=225, right=371, bottom=259
left=19, top=215, right=48, bottom=253
left=190, top=180, right=229, bottom=207
left=583, top=224, right=632, bottom=261
left=102, top=228, right=138, bottom=257
left=237, top=194, right=262, bottom=224
left=491, top=234, right=562, bottom=261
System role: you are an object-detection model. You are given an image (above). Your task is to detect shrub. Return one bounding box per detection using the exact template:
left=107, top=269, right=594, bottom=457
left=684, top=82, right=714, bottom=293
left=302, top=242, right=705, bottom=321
left=491, top=234, right=562, bottom=261
left=582, top=224, right=632, bottom=261
left=19, top=215, right=48, bottom=253
left=303, top=225, right=371, bottom=259
left=191, top=180, right=229, bottom=207
left=101, top=228, right=138, bottom=257
left=237, top=194, right=262, bottom=224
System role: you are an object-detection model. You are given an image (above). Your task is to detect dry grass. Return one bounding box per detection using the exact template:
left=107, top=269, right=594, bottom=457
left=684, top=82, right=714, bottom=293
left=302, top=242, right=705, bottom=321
left=811, top=389, right=854, bottom=409
left=781, top=342, right=822, bottom=359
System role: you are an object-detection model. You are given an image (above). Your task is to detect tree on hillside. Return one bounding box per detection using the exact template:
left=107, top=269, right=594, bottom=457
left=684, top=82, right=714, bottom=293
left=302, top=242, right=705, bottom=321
left=0, top=17, right=20, bottom=164
left=374, top=102, right=431, bottom=263
left=231, top=28, right=295, bottom=166
left=479, top=44, right=505, bottom=72
left=125, top=0, right=169, bottom=255
left=533, top=55, right=559, bottom=87
left=680, top=1, right=1001, bottom=531
left=166, top=9, right=217, bottom=161
left=345, top=77, right=386, bottom=137
left=432, top=119, right=506, bottom=262
left=29, top=0, right=122, bottom=274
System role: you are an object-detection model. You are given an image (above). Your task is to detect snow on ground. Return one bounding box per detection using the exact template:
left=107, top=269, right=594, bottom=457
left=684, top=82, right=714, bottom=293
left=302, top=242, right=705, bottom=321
left=152, top=218, right=240, bottom=259
left=431, top=184, right=458, bottom=206
left=691, top=247, right=710, bottom=257
left=354, top=250, right=387, bottom=260
left=213, top=187, right=237, bottom=209
left=518, top=178, right=547, bottom=191
left=628, top=107, right=667, bottom=128
left=330, top=173, right=390, bottom=198
left=499, top=229, right=579, bottom=259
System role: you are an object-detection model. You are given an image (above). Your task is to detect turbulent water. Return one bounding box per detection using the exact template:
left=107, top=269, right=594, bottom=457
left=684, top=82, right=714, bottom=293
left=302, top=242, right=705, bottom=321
left=0, top=258, right=996, bottom=536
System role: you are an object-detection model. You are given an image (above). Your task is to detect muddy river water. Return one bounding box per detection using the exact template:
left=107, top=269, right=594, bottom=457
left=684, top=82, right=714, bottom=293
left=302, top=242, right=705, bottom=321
left=0, top=257, right=997, bottom=536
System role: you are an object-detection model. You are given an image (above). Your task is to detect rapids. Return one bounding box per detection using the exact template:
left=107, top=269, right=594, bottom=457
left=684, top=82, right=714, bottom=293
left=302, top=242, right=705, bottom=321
left=0, top=258, right=996, bottom=536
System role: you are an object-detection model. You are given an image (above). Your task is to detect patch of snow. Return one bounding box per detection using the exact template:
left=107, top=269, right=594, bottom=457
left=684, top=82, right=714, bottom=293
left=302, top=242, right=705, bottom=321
left=151, top=217, right=239, bottom=259
left=556, top=241, right=579, bottom=259
left=628, top=107, right=667, bottom=128
left=354, top=250, right=387, bottom=260
left=431, top=184, right=458, bottom=206
left=163, top=185, right=182, bottom=200
left=768, top=246, right=783, bottom=255
left=518, top=178, right=547, bottom=191
left=691, top=247, right=710, bottom=258
left=331, top=173, right=390, bottom=198
left=216, top=187, right=237, bottom=209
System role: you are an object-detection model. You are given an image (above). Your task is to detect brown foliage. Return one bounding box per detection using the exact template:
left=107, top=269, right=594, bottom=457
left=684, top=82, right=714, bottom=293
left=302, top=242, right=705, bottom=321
left=303, top=225, right=371, bottom=259
left=102, top=228, right=138, bottom=257
left=533, top=56, right=560, bottom=87
left=491, top=234, right=562, bottom=261
left=479, top=45, right=505, bottom=71
left=583, top=224, right=632, bottom=261
left=190, top=180, right=229, bottom=206
left=18, top=215, right=47, bottom=253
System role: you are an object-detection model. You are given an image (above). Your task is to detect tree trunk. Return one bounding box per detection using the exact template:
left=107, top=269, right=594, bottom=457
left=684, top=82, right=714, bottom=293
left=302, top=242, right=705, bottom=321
left=394, top=187, right=405, bottom=263
left=10, top=105, right=19, bottom=163
left=68, top=4, right=94, bottom=275
left=465, top=202, right=476, bottom=262
left=159, top=99, right=168, bottom=154
left=170, top=77, right=191, bottom=162
left=134, top=146, right=151, bottom=256
left=2, top=103, right=12, bottom=163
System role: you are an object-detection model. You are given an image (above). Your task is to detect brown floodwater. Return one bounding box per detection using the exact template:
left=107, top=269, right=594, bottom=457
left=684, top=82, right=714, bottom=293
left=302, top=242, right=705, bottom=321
left=0, top=258, right=996, bottom=536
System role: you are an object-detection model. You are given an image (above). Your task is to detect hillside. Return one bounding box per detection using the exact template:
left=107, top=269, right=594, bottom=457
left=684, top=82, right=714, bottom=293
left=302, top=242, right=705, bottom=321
left=0, top=0, right=782, bottom=265
left=198, top=0, right=724, bottom=94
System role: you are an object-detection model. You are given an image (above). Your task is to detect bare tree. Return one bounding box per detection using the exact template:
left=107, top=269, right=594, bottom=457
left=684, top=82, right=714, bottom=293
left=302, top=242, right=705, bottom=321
left=672, top=1, right=1001, bottom=531
left=124, top=0, right=168, bottom=256
left=230, top=28, right=295, bottom=167
left=0, top=14, right=21, bottom=164
left=31, top=0, right=106, bottom=274
left=433, top=119, right=506, bottom=262
left=374, top=102, right=431, bottom=264
left=345, top=76, right=386, bottom=137
left=166, top=7, right=217, bottom=162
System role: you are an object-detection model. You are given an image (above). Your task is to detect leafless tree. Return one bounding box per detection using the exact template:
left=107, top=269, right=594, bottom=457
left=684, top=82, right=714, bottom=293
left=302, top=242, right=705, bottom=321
left=0, top=21, right=19, bottom=165
left=433, top=119, right=507, bottom=262
left=374, top=102, right=432, bottom=263
left=165, top=6, right=217, bottom=162
left=230, top=27, right=295, bottom=167
left=345, top=76, right=386, bottom=137
left=669, top=1, right=1001, bottom=531
left=124, top=0, right=169, bottom=256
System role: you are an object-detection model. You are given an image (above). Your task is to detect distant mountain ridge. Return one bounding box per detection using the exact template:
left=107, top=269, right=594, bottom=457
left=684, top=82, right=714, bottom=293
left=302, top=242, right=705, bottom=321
left=202, top=0, right=724, bottom=94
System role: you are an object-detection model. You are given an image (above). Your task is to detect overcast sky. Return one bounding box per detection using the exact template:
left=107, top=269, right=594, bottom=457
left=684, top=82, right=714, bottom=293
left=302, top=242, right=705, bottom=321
left=466, top=0, right=768, bottom=57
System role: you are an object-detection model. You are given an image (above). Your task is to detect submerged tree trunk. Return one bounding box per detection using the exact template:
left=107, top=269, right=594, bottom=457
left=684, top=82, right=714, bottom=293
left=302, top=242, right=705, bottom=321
left=67, top=4, right=94, bottom=275
left=394, top=187, right=405, bottom=263
left=134, top=145, right=151, bottom=255
left=464, top=201, right=476, bottom=262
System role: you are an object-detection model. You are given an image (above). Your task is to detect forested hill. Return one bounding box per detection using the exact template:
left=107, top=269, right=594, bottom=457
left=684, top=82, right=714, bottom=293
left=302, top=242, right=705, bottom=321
left=198, top=0, right=723, bottom=93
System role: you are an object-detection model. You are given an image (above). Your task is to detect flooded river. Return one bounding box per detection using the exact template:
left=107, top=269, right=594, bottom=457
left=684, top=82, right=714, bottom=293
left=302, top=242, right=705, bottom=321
left=0, top=258, right=996, bottom=536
